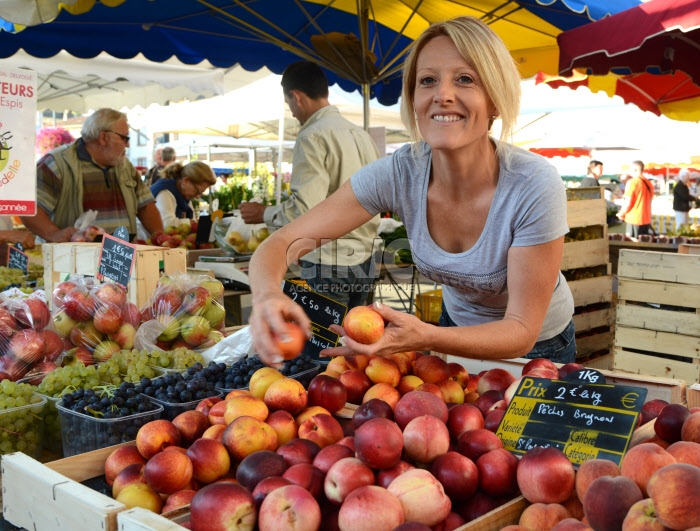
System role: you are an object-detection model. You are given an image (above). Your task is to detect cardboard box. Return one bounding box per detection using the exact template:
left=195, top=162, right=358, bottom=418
left=43, top=243, right=186, bottom=310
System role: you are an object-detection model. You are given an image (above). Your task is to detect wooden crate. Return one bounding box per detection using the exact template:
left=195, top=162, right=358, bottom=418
left=2, top=443, right=131, bottom=531
left=561, top=233, right=609, bottom=271
left=618, top=248, right=700, bottom=284
left=688, top=384, right=700, bottom=409
left=576, top=329, right=615, bottom=359
left=566, top=187, right=606, bottom=228
left=43, top=243, right=187, bottom=310
left=679, top=243, right=700, bottom=255
left=567, top=270, right=613, bottom=307
left=613, top=348, right=700, bottom=385
left=118, top=507, right=188, bottom=531
left=442, top=355, right=686, bottom=404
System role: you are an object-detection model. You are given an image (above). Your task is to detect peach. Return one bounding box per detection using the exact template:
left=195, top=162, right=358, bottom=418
left=116, top=483, right=163, bottom=513
left=355, top=417, right=404, bottom=470
left=437, top=378, right=465, bottom=404
left=276, top=438, right=321, bottom=467
left=456, top=428, right=504, bottom=462
left=297, top=413, right=344, bottom=449
left=583, top=475, right=643, bottom=531
left=312, top=443, right=355, bottom=475
left=295, top=406, right=332, bottom=426
left=516, top=446, right=575, bottom=504
left=186, top=438, right=231, bottom=484
left=430, top=451, right=479, bottom=502
left=647, top=463, right=700, bottom=530
left=414, top=382, right=445, bottom=400
left=476, top=448, right=519, bottom=498
left=477, top=368, right=516, bottom=395
left=387, top=469, right=452, bottom=527
left=324, top=457, right=375, bottom=505
left=376, top=460, right=415, bottom=489
left=575, top=458, right=621, bottom=503
left=136, top=419, right=181, bottom=459
left=264, top=377, right=308, bottom=415
left=144, top=450, right=193, bottom=495
left=223, top=394, right=269, bottom=424
left=394, top=390, right=449, bottom=431
left=365, top=356, right=401, bottom=387
left=521, top=357, right=558, bottom=377
left=666, top=440, right=700, bottom=467
left=248, top=367, right=285, bottom=400
left=281, top=463, right=325, bottom=502
left=682, top=412, right=700, bottom=443
left=224, top=389, right=252, bottom=400
left=327, top=356, right=349, bottom=374
left=104, top=445, right=147, bottom=486
left=222, top=415, right=278, bottom=462
left=343, top=305, right=385, bottom=344
left=447, top=362, right=469, bottom=389
left=201, top=424, right=226, bottom=442
left=621, top=498, right=666, bottom=531
left=413, top=355, right=450, bottom=384
left=172, top=410, right=211, bottom=447
left=112, top=462, right=146, bottom=498
left=235, top=449, right=288, bottom=492
left=621, top=442, right=677, bottom=496
left=396, top=375, right=424, bottom=396
left=307, top=374, right=347, bottom=413
left=362, top=382, right=400, bottom=409
left=265, top=409, right=298, bottom=447
left=518, top=503, right=571, bottom=531
left=338, top=485, right=405, bottom=531
left=402, top=414, right=451, bottom=465
left=654, top=403, right=691, bottom=443
left=251, top=477, right=292, bottom=509
left=387, top=353, right=412, bottom=376
left=339, top=369, right=372, bottom=405
left=190, top=483, right=257, bottom=531
left=162, top=489, right=197, bottom=514
left=258, top=484, right=321, bottom=531
left=344, top=354, right=372, bottom=372
left=195, top=396, right=223, bottom=418
left=208, top=400, right=229, bottom=425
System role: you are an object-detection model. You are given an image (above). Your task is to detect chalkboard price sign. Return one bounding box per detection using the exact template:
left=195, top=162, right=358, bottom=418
left=282, top=280, right=348, bottom=359
left=7, top=242, right=28, bottom=274
left=497, top=376, right=647, bottom=466
left=97, top=233, right=136, bottom=289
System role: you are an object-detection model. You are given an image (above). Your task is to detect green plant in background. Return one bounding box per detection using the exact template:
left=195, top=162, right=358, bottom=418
left=202, top=162, right=277, bottom=212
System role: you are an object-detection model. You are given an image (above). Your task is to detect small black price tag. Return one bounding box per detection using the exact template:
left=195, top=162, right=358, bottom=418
left=497, top=376, right=647, bottom=466
left=7, top=242, right=28, bottom=274
left=97, top=233, right=136, bottom=289
left=282, top=280, right=348, bottom=360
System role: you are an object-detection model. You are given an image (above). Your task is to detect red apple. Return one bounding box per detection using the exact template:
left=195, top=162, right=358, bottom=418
left=62, top=346, right=93, bottom=367
left=123, top=302, right=141, bottom=327
left=343, top=305, right=385, bottom=344
left=8, top=329, right=46, bottom=364
left=15, top=298, right=51, bottom=330
left=94, top=283, right=127, bottom=310
left=354, top=417, right=404, bottom=469
left=430, top=451, right=479, bottom=502
left=52, top=280, right=78, bottom=309
left=69, top=321, right=102, bottom=350
left=181, top=286, right=211, bottom=315
left=516, top=446, right=575, bottom=503
left=63, top=289, right=96, bottom=321
left=189, top=483, right=257, bottom=531
left=307, top=374, right=347, bottom=414
left=41, top=329, right=64, bottom=361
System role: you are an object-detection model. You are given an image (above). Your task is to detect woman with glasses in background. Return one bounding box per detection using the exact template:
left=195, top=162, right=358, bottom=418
left=150, top=161, right=216, bottom=229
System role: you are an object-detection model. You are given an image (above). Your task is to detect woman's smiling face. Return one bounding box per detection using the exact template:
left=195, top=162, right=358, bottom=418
left=413, top=35, right=494, bottom=152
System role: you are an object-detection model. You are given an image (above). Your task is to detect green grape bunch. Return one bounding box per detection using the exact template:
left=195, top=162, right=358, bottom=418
left=0, top=379, right=45, bottom=458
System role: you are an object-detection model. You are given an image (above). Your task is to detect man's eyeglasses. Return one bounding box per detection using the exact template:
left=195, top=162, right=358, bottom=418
left=106, top=130, right=130, bottom=143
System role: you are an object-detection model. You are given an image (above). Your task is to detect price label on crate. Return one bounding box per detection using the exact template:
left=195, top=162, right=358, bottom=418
left=282, top=280, right=348, bottom=360
left=6, top=242, right=28, bottom=274
left=97, top=228, right=136, bottom=289
left=496, top=370, right=647, bottom=466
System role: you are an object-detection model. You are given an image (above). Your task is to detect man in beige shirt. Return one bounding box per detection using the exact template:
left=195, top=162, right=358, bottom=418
left=240, top=61, right=380, bottom=308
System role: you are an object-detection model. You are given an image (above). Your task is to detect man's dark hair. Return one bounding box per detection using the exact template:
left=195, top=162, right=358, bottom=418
left=281, top=61, right=329, bottom=99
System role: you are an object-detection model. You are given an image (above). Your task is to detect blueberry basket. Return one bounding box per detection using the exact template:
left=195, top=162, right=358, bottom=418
left=56, top=400, right=163, bottom=457
left=39, top=394, right=63, bottom=455
left=215, top=359, right=322, bottom=393
left=147, top=390, right=224, bottom=421
left=0, top=394, right=46, bottom=460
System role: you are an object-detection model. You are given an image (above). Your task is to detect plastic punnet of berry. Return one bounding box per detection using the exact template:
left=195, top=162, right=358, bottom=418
left=0, top=379, right=47, bottom=458
left=57, top=382, right=162, bottom=457
left=138, top=371, right=222, bottom=421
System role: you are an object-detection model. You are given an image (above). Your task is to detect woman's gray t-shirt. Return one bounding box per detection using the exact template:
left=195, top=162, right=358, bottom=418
left=351, top=140, right=574, bottom=341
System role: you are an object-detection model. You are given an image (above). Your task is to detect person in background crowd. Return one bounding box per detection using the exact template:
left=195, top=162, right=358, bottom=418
left=147, top=147, right=176, bottom=186
left=580, top=160, right=603, bottom=188
left=146, top=148, right=162, bottom=183
left=239, top=60, right=381, bottom=309
left=673, top=169, right=697, bottom=229
left=246, top=17, right=576, bottom=367
left=151, top=161, right=216, bottom=228
left=617, top=160, right=654, bottom=237
left=20, top=108, right=163, bottom=242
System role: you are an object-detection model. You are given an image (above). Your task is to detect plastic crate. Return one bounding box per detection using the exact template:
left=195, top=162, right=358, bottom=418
left=216, top=362, right=322, bottom=394
left=56, top=400, right=163, bottom=457
left=147, top=390, right=224, bottom=421
left=415, top=289, right=442, bottom=324
left=0, top=393, right=46, bottom=460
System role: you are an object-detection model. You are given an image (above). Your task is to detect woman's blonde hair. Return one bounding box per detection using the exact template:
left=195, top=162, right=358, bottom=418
left=162, top=161, right=216, bottom=186
left=400, top=16, right=521, bottom=146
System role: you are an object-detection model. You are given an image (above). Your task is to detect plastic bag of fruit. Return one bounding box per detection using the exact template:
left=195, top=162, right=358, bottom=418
left=198, top=325, right=253, bottom=365
left=214, top=211, right=269, bottom=255
left=135, top=273, right=227, bottom=353
left=70, top=209, right=106, bottom=242
left=0, top=293, right=64, bottom=382
left=49, top=276, right=141, bottom=369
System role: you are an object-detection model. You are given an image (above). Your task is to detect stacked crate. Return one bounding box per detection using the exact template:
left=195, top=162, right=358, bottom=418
left=614, top=248, right=700, bottom=384
left=563, top=187, right=615, bottom=366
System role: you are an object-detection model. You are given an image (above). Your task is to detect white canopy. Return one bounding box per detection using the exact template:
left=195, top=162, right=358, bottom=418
left=5, top=49, right=271, bottom=113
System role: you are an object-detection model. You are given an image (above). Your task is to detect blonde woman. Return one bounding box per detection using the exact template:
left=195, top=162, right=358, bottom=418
left=248, top=17, right=575, bottom=366
left=150, top=161, right=216, bottom=228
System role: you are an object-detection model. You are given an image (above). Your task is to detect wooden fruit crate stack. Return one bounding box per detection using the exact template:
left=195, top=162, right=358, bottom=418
left=563, top=187, right=614, bottom=367
left=613, top=248, right=700, bottom=384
